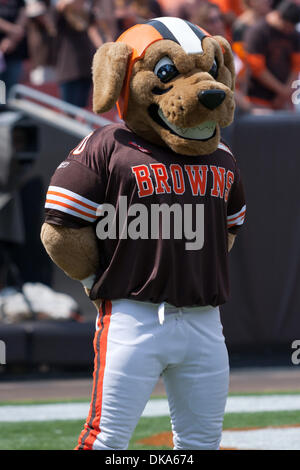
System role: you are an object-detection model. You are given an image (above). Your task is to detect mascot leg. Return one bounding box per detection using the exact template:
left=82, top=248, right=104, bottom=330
left=75, top=299, right=162, bottom=450
left=162, top=306, right=229, bottom=450
left=76, top=301, right=229, bottom=450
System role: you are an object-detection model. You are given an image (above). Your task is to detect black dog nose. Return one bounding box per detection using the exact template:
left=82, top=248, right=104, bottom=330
left=198, top=90, right=226, bottom=110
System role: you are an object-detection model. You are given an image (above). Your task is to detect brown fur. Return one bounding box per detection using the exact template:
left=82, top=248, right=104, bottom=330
left=41, top=27, right=237, bottom=309
left=93, top=36, right=236, bottom=156
left=41, top=224, right=99, bottom=280
left=41, top=222, right=102, bottom=310
left=228, top=232, right=236, bottom=252
left=92, top=42, right=133, bottom=114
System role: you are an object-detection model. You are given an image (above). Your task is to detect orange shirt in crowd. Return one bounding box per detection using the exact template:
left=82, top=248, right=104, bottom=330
left=210, top=0, right=245, bottom=17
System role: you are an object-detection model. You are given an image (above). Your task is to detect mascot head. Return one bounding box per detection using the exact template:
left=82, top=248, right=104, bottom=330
left=92, top=17, right=236, bottom=156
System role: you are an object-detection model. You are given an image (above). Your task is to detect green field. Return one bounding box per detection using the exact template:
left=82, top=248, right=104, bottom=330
left=1, top=409, right=300, bottom=450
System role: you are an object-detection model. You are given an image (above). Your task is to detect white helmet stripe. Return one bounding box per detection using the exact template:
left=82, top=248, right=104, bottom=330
left=152, top=17, right=205, bottom=54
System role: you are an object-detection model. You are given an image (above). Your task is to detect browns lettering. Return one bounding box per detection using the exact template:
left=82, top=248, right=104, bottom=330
left=131, top=165, right=155, bottom=197
left=132, top=163, right=234, bottom=200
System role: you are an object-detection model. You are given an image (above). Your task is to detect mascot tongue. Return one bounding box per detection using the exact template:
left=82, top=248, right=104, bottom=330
left=158, top=108, right=216, bottom=140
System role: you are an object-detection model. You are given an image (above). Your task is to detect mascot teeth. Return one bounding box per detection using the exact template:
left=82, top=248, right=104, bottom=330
left=158, top=108, right=216, bottom=140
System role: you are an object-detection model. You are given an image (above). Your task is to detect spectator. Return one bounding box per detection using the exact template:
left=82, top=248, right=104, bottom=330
left=178, top=0, right=207, bottom=22
left=210, top=0, right=245, bottom=28
left=54, top=0, right=103, bottom=108
left=0, top=0, right=27, bottom=93
left=115, top=0, right=163, bottom=38
left=233, top=0, right=272, bottom=44
left=231, top=0, right=272, bottom=113
left=156, top=0, right=185, bottom=16
left=130, top=0, right=163, bottom=19
left=92, top=0, right=118, bottom=42
left=190, top=3, right=226, bottom=36
left=244, top=0, right=300, bottom=110
left=26, top=1, right=57, bottom=86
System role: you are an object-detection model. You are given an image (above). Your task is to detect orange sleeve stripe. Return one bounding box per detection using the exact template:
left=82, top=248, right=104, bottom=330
left=228, top=219, right=245, bottom=228
left=292, top=53, right=300, bottom=72
left=246, top=53, right=266, bottom=76
left=228, top=210, right=246, bottom=223
left=47, top=191, right=97, bottom=212
left=46, top=199, right=98, bottom=219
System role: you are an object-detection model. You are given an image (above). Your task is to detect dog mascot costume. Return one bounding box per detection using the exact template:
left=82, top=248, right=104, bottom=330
left=41, top=17, right=246, bottom=450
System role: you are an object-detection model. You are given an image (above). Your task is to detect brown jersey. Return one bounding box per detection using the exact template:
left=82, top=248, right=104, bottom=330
left=44, top=124, right=246, bottom=308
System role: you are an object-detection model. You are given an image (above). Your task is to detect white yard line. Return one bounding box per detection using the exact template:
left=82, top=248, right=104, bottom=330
left=0, top=395, right=300, bottom=422
left=0, top=402, right=90, bottom=422
left=225, top=394, right=300, bottom=413
left=0, top=400, right=169, bottom=423
left=221, top=427, right=300, bottom=450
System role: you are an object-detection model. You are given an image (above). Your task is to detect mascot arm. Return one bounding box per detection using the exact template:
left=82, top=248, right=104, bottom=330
left=228, top=232, right=236, bottom=252
left=41, top=222, right=99, bottom=282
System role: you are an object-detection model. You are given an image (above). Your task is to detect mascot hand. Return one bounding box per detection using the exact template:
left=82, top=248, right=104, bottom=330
left=83, top=286, right=102, bottom=311
left=80, top=275, right=102, bottom=311
left=228, top=233, right=236, bottom=252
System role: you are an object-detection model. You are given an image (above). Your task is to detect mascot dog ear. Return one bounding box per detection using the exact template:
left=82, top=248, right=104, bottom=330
left=214, top=35, right=236, bottom=91
left=92, top=42, right=133, bottom=114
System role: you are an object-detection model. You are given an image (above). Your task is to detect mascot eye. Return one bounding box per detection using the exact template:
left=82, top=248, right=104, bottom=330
left=208, top=58, right=219, bottom=79
left=154, top=56, right=179, bottom=83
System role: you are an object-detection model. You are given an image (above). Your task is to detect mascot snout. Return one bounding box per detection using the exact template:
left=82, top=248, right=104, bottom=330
left=198, top=89, right=226, bottom=109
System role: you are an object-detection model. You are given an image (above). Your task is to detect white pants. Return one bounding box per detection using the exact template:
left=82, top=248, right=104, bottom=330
left=76, top=299, right=229, bottom=450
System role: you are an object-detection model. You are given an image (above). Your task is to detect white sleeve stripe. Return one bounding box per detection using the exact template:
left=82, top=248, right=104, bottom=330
left=228, top=216, right=245, bottom=227
left=46, top=194, right=97, bottom=216
left=218, top=142, right=233, bottom=156
left=45, top=203, right=96, bottom=223
left=227, top=212, right=246, bottom=225
left=72, top=132, right=93, bottom=155
left=48, top=186, right=99, bottom=209
left=227, top=205, right=246, bottom=221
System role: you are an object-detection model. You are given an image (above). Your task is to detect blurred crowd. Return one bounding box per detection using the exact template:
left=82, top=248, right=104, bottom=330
left=0, top=0, right=299, bottom=113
